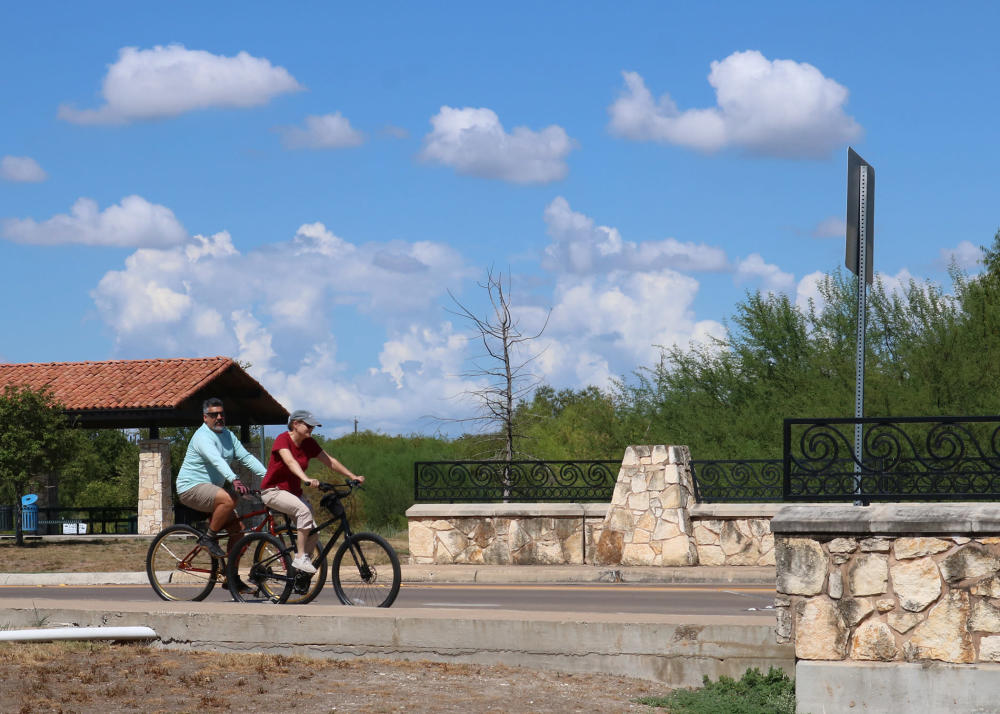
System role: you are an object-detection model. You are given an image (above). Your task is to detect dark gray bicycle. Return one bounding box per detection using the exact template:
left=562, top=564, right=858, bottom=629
left=225, top=480, right=401, bottom=606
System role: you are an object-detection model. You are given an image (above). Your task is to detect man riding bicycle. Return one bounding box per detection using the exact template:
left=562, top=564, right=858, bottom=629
left=176, top=397, right=266, bottom=559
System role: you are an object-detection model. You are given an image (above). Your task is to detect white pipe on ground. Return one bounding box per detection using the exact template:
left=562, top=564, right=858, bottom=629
left=0, top=626, right=157, bottom=642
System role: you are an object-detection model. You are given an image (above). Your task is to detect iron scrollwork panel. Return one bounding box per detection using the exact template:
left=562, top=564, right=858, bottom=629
left=784, top=418, right=1000, bottom=501
left=414, top=460, right=620, bottom=502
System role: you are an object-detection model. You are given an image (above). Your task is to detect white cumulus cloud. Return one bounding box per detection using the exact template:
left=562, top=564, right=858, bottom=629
left=58, top=44, right=302, bottom=125
left=542, top=196, right=728, bottom=274
left=1, top=155, right=47, bottom=182
left=278, top=112, right=365, bottom=149
left=736, top=253, right=796, bottom=293
left=1, top=195, right=188, bottom=247
left=608, top=51, right=862, bottom=158
left=420, top=106, right=576, bottom=183
left=940, top=240, right=981, bottom=270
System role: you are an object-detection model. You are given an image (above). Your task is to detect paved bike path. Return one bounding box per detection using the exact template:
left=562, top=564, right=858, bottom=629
left=0, top=564, right=775, bottom=586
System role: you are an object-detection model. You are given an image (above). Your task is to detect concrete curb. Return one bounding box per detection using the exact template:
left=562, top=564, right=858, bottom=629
left=0, top=598, right=792, bottom=688
left=0, top=565, right=776, bottom=587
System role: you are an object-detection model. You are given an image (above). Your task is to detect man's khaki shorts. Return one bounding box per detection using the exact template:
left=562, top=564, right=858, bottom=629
left=177, top=482, right=235, bottom=513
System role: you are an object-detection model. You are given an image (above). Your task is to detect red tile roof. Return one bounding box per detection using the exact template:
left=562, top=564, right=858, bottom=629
left=0, top=356, right=241, bottom=411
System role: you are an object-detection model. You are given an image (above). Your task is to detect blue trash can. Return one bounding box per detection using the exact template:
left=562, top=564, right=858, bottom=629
left=20, top=494, right=38, bottom=533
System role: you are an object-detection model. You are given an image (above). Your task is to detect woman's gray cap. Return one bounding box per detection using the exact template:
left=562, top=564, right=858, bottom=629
left=288, top=409, right=322, bottom=427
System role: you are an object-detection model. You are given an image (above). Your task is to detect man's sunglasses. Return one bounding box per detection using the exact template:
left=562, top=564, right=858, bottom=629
left=206, top=411, right=225, bottom=419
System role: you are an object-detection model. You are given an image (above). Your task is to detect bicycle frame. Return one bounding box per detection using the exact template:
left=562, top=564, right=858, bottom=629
left=175, top=496, right=293, bottom=574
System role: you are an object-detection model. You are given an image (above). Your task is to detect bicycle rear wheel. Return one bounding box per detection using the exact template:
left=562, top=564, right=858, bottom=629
left=270, top=526, right=328, bottom=605
left=146, top=524, right=219, bottom=601
left=226, top=532, right=293, bottom=604
left=331, top=532, right=401, bottom=607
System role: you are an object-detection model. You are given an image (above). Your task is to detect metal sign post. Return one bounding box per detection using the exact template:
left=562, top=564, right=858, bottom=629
left=845, top=148, right=874, bottom=501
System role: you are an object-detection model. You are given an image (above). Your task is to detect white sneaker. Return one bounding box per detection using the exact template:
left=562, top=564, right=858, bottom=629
left=292, top=554, right=317, bottom=574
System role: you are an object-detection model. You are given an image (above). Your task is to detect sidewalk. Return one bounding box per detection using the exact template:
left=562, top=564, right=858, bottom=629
left=0, top=563, right=776, bottom=586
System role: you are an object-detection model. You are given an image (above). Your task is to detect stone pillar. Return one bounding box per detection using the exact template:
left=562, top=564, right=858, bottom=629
left=594, top=445, right=698, bottom=566
left=138, top=439, right=173, bottom=535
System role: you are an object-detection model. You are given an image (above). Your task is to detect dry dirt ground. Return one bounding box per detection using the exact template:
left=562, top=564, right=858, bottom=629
left=0, top=642, right=666, bottom=714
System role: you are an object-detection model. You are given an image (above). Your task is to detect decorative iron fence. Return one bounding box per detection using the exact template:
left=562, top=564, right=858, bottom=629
left=32, top=506, right=138, bottom=535
left=783, top=416, right=1000, bottom=502
left=414, top=460, right=621, bottom=502
left=690, top=459, right=783, bottom=502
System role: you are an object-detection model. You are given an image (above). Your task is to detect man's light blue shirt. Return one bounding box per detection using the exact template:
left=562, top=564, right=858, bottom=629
left=176, top=423, right=266, bottom=494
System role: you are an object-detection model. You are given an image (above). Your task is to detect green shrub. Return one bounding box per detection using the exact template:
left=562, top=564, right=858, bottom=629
left=636, top=667, right=795, bottom=713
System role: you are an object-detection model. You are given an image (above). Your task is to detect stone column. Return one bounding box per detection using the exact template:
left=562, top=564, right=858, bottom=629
left=137, top=439, right=173, bottom=535
left=594, top=445, right=699, bottom=566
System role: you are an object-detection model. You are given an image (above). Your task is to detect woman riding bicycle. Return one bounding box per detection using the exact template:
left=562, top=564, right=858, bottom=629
left=260, top=409, right=365, bottom=574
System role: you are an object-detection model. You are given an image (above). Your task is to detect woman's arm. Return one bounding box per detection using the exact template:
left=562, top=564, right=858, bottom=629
left=278, top=449, right=319, bottom=488
left=317, top=450, right=365, bottom=483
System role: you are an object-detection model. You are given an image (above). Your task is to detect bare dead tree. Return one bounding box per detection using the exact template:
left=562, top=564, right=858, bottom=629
left=445, top=269, right=549, bottom=483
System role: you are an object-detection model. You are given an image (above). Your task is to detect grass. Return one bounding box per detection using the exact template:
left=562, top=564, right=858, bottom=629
left=0, top=530, right=410, bottom=573
left=636, top=667, right=795, bottom=714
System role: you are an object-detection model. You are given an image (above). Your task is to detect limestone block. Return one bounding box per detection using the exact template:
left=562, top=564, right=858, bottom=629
left=511, top=542, right=537, bottom=565
left=894, top=537, right=952, bottom=560
left=606, top=506, right=635, bottom=532
left=621, top=448, right=640, bottom=467
left=971, top=575, right=1000, bottom=598
left=652, top=445, right=669, bottom=464
left=758, top=545, right=776, bottom=566
left=462, top=546, right=485, bottom=565
left=795, top=598, right=848, bottom=660
left=508, top=521, right=532, bottom=551
left=697, top=544, right=725, bottom=566
left=720, top=521, right=757, bottom=563
left=429, top=520, right=453, bottom=531
left=659, top=484, right=683, bottom=509
left=408, top=522, right=435, bottom=559
left=980, top=537, right=1000, bottom=545
left=647, top=468, right=665, bottom=491
left=635, top=511, right=656, bottom=533
left=469, top=520, right=497, bottom=547
left=561, top=533, right=584, bottom=564
left=633, top=528, right=651, bottom=544
left=482, top=540, right=512, bottom=565
left=775, top=603, right=792, bottom=644
left=749, top=518, right=771, bottom=538
left=776, top=537, right=827, bottom=596
left=660, top=534, right=698, bottom=566
left=850, top=621, right=899, bottom=661
left=859, top=537, right=892, bottom=552
left=905, top=591, right=975, bottom=663
left=533, top=539, right=565, bottom=565
left=627, top=491, right=650, bottom=512
left=630, top=472, right=649, bottom=493
left=828, top=570, right=843, bottom=599
left=663, top=464, right=680, bottom=485
left=891, top=557, right=942, bottom=612
left=939, top=544, right=1000, bottom=584
left=848, top=554, right=888, bottom=596
left=693, top=521, right=721, bottom=545
left=436, top=528, right=468, bottom=558
left=876, top=599, right=895, bottom=613
left=887, top=611, right=921, bottom=634
left=970, top=599, right=1000, bottom=633
left=953, top=537, right=971, bottom=545
left=838, top=598, right=874, bottom=627
left=652, top=517, right=683, bottom=541
left=827, top=538, right=858, bottom=555
left=980, top=636, right=1000, bottom=662
left=594, top=530, right=623, bottom=565
left=622, top=542, right=656, bottom=566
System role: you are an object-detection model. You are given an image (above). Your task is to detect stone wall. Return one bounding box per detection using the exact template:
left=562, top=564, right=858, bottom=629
left=407, top=446, right=784, bottom=567
left=772, top=504, right=1000, bottom=663
left=137, top=439, right=172, bottom=535
left=406, top=504, right=607, bottom=565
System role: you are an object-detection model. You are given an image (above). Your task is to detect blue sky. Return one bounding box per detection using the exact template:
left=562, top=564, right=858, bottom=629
left=2, top=2, right=998, bottom=436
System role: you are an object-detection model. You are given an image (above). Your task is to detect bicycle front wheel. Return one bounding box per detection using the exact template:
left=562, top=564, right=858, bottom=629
left=271, top=526, right=328, bottom=605
left=146, top=524, right=219, bottom=602
left=226, top=532, right=293, bottom=604
left=331, top=532, right=401, bottom=607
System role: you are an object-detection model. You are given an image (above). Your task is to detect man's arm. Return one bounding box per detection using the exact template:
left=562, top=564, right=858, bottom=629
left=232, top=436, right=267, bottom=480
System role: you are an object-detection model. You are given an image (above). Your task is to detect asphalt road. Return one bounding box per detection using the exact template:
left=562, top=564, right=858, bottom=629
left=0, top=581, right=777, bottom=616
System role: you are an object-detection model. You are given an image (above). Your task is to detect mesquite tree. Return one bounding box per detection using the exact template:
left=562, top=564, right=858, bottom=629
left=448, top=269, right=549, bottom=482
